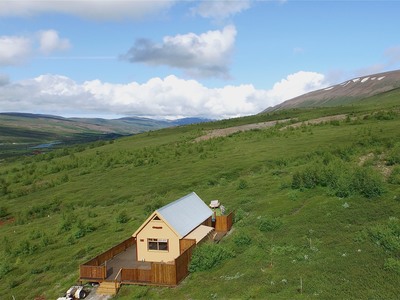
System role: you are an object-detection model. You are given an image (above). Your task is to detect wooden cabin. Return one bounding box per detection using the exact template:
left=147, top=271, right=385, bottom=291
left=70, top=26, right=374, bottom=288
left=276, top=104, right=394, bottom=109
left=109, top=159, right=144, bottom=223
left=132, top=192, right=214, bottom=263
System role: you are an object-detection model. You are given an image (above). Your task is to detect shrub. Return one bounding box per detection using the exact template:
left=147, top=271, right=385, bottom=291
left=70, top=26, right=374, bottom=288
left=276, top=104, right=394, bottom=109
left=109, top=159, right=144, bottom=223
left=369, top=218, right=400, bottom=253
left=234, top=208, right=246, bottom=223
left=233, top=233, right=252, bottom=247
left=384, top=258, right=400, bottom=274
left=0, top=206, right=8, bottom=218
left=386, top=144, right=400, bottom=166
left=16, top=240, right=38, bottom=255
left=189, top=243, right=234, bottom=272
left=388, top=166, right=400, bottom=184
left=352, top=167, right=384, bottom=198
left=0, top=262, right=11, bottom=279
left=259, top=217, right=282, bottom=232
left=238, top=179, right=248, bottom=190
left=116, top=211, right=129, bottom=224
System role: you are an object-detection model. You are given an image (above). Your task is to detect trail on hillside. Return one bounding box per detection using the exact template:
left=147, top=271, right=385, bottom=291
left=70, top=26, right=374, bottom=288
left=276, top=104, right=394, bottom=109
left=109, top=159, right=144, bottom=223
left=194, top=119, right=290, bottom=142
left=195, top=115, right=347, bottom=142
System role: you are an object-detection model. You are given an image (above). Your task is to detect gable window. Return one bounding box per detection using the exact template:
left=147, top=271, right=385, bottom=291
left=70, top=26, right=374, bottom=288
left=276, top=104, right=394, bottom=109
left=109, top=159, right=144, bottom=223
left=148, top=238, right=168, bottom=251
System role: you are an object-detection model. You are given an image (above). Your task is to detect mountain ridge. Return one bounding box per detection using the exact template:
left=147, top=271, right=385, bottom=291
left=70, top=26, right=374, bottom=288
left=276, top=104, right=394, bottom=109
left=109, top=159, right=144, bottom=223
left=262, top=69, right=400, bottom=112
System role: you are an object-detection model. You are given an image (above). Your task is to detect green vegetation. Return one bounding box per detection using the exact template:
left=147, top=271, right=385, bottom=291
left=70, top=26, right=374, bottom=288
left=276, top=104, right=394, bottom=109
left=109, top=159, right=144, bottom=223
left=0, top=95, right=400, bottom=299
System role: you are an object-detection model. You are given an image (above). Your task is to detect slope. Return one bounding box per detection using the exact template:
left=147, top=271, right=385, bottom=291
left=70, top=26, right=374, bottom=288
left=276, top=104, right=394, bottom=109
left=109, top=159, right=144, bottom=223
left=0, top=100, right=399, bottom=299
left=263, top=69, right=400, bottom=112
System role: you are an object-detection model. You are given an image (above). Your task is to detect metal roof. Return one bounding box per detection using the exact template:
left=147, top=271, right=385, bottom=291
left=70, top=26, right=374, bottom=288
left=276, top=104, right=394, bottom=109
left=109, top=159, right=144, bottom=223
left=156, top=192, right=213, bottom=238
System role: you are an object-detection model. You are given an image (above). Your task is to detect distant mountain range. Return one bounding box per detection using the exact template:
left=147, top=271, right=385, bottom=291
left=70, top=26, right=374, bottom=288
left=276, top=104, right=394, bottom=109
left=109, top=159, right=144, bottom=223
left=0, top=113, right=212, bottom=157
left=262, top=69, right=400, bottom=112
left=0, top=113, right=212, bottom=136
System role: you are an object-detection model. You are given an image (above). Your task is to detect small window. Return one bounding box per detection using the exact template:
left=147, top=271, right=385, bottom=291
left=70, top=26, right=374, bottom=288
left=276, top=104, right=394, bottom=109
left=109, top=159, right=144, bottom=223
left=152, top=215, right=161, bottom=221
left=148, top=238, right=168, bottom=251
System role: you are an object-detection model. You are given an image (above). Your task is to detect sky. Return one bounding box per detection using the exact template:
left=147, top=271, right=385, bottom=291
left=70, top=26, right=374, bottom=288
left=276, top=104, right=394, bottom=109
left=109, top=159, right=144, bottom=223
left=1, top=0, right=400, bottom=120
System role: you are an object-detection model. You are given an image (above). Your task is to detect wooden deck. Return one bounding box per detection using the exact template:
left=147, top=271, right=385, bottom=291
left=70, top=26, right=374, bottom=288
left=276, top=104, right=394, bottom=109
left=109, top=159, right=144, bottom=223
left=105, top=244, right=151, bottom=280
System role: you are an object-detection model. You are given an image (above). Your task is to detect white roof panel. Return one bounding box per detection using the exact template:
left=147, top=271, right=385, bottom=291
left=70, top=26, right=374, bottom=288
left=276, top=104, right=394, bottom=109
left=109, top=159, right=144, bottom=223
left=156, top=192, right=213, bottom=238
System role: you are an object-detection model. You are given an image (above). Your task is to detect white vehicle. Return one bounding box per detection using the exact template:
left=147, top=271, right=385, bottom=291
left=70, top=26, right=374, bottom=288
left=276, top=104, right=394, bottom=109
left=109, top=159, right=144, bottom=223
left=57, top=285, right=88, bottom=300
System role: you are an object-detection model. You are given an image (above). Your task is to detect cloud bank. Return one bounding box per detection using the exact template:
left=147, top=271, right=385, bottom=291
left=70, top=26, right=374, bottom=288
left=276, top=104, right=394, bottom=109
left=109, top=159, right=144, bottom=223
left=0, top=71, right=328, bottom=119
left=0, top=0, right=175, bottom=21
left=123, top=26, right=237, bottom=79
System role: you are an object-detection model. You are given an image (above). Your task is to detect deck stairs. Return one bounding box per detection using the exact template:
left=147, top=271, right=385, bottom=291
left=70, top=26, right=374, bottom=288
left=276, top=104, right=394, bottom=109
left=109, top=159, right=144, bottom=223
left=97, top=281, right=120, bottom=296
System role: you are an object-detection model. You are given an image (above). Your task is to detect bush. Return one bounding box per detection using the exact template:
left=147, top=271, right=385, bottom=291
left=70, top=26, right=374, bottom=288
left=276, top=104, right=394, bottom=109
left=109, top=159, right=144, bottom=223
left=384, top=258, right=400, bottom=274
left=291, top=160, right=384, bottom=198
left=369, top=218, right=400, bottom=253
left=386, top=144, right=400, bottom=166
left=189, top=243, right=234, bottom=272
left=0, top=206, right=8, bottom=218
left=116, top=211, right=129, bottom=224
left=352, top=167, right=384, bottom=198
left=238, top=179, right=248, bottom=190
left=0, top=262, right=11, bottom=279
left=259, top=217, right=282, bottom=232
left=233, top=233, right=252, bottom=247
left=388, top=166, right=400, bottom=184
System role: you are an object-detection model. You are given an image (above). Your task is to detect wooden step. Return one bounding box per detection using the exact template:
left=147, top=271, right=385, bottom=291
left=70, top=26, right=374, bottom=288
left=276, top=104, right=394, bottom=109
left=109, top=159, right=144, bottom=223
left=97, top=281, right=119, bottom=296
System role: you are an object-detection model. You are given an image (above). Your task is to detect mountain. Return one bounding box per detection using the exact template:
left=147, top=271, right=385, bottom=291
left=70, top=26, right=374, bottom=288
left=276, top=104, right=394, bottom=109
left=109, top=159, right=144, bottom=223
left=262, top=69, right=400, bottom=112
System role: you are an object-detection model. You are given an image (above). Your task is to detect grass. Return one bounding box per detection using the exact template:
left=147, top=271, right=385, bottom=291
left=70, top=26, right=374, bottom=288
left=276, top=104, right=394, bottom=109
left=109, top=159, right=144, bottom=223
left=0, top=98, right=400, bottom=299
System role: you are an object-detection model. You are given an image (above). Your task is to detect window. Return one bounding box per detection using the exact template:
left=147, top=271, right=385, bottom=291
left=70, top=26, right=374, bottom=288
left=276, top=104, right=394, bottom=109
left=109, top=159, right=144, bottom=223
left=148, top=238, right=168, bottom=251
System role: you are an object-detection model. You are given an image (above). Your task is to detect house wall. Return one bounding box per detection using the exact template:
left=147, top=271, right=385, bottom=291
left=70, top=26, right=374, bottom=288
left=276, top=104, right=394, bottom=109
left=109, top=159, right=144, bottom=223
left=136, top=218, right=180, bottom=263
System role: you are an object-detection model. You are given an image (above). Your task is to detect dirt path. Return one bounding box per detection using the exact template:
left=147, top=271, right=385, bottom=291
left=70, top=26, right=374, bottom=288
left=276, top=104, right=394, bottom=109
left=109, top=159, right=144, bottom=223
left=194, top=114, right=347, bottom=142
left=280, top=114, right=347, bottom=130
left=194, top=119, right=291, bottom=142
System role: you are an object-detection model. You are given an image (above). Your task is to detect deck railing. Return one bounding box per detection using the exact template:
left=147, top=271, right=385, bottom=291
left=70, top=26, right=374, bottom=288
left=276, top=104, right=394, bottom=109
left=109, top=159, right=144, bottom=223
left=120, top=242, right=196, bottom=286
left=79, top=237, right=135, bottom=281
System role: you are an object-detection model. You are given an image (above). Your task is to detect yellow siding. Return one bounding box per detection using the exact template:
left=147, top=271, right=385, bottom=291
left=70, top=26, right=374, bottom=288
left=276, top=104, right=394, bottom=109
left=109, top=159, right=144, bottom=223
left=136, top=218, right=180, bottom=262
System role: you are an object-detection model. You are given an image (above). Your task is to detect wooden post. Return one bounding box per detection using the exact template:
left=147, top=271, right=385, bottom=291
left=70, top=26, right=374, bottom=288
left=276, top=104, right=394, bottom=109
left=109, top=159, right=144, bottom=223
left=300, top=277, right=303, bottom=294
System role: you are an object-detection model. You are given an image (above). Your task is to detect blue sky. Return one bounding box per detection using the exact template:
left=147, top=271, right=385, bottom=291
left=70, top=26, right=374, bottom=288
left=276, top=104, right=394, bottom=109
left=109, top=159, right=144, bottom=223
left=1, top=0, right=400, bottom=119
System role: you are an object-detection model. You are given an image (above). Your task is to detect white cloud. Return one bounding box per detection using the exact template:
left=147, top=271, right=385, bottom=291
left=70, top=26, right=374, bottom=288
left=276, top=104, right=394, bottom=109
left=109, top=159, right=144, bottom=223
left=0, top=30, right=71, bottom=66
left=123, top=25, right=237, bottom=78
left=0, top=0, right=176, bottom=21
left=38, top=30, right=71, bottom=55
left=266, top=71, right=327, bottom=106
left=0, top=71, right=327, bottom=119
left=0, top=36, right=31, bottom=66
left=192, top=0, right=251, bottom=20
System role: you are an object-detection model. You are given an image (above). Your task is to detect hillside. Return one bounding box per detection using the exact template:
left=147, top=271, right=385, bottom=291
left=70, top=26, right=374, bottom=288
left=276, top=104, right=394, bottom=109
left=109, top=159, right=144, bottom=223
left=0, top=94, right=400, bottom=299
left=263, top=69, right=400, bottom=112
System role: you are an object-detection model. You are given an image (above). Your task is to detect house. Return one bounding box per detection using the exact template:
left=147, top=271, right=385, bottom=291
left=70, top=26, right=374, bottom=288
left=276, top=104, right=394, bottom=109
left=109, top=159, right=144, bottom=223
left=79, top=192, right=234, bottom=293
left=132, top=192, right=215, bottom=263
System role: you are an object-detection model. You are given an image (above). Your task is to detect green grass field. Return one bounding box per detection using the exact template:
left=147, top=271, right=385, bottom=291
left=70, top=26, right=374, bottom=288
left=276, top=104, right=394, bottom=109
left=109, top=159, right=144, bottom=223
left=0, top=95, right=400, bottom=299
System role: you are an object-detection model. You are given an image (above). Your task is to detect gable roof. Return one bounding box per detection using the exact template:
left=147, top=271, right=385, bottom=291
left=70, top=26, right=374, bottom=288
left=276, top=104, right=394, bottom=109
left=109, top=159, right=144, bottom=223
left=133, top=192, right=213, bottom=239
left=157, top=192, right=213, bottom=238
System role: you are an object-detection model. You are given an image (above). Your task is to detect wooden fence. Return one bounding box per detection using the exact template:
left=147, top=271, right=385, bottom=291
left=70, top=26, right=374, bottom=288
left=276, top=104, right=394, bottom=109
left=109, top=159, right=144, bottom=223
left=120, top=242, right=196, bottom=286
left=215, top=211, right=234, bottom=232
left=80, top=212, right=233, bottom=286
left=79, top=237, right=135, bottom=281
